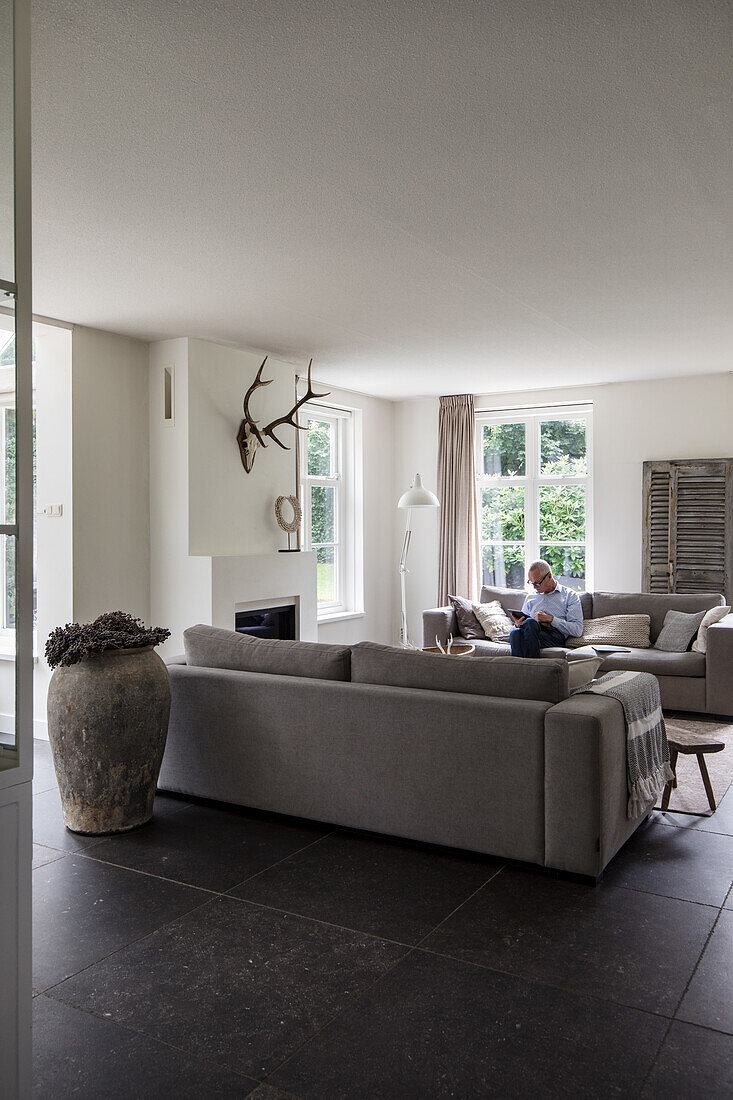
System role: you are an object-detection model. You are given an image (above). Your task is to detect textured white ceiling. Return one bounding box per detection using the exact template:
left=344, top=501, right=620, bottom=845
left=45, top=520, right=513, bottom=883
left=31, top=0, right=732, bottom=399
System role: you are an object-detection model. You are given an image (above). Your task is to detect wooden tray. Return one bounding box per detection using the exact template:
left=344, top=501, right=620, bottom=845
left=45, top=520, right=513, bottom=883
left=421, top=644, right=476, bottom=657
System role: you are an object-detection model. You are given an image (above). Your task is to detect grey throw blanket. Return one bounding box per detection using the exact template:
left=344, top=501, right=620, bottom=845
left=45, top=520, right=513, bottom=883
left=572, top=671, right=674, bottom=818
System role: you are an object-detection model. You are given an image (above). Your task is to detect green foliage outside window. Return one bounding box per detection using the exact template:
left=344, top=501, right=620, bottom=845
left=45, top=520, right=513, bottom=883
left=540, top=419, right=586, bottom=474
left=483, top=422, right=525, bottom=476
left=306, top=419, right=337, bottom=603
left=480, top=420, right=588, bottom=588
left=4, top=409, right=36, bottom=628
left=307, top=418, right=331, bottom=476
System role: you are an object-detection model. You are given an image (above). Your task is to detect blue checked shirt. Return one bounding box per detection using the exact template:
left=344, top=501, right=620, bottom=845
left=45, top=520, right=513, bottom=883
left=520, top=583, right=584, bottom=639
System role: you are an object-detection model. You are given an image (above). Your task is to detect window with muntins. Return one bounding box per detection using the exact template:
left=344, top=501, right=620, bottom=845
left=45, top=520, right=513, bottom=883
left=300, top=402, right=362, bottom=618
left=0, top=329, right=36, bottom=642
left=475, top=405, right=593, bottom=593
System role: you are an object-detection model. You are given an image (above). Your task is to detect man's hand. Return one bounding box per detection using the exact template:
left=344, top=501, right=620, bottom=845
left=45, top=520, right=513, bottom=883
left=535, top=610, right=553, bottom=624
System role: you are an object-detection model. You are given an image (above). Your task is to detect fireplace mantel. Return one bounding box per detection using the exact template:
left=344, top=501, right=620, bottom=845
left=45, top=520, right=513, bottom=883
left=210, top=552, right=318, bottom=641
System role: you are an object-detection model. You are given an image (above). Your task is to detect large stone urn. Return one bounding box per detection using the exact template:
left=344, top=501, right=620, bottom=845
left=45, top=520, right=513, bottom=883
left=47, top=646, right=171, bottom=834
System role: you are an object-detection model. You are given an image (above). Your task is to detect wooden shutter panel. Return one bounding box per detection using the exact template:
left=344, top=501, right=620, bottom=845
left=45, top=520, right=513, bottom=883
left=672, top=461, right=732, bottom=597
left=643, top=459, right=733, bottom=600
left=643, top=462, right=672, bottom=592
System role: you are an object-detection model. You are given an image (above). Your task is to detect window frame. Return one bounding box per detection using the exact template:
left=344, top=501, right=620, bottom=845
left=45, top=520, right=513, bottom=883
left=475, top=404, right=593, bottom=593
left=299, top=400, right=363, bottom=620
left=0, top=392, right=15, bottom=637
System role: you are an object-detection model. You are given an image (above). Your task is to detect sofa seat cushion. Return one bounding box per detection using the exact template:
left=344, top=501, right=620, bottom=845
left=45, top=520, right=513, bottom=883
left=599, top=647, right=706, bottom=678
left=183, top=624, right=351, bottom=681
left=351, top=641, right=569, bottom=703
left=469, top=638, right=511, bottom=655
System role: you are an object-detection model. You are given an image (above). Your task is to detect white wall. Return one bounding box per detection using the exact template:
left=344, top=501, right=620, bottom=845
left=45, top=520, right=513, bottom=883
left=393, top=396, right=440, bottom=646
left=149, top=338, right=211, bottom=659
left=150, top=342, right=397, bottom=651
left=71, top=325, right=150, bottom=623
left=395, top=373, right=733, bottom=626
left=186, top=339, right=299, bottom=556
left=33, top=323, right=73, bottom=736
left=315, top=383, right=395, bottom=647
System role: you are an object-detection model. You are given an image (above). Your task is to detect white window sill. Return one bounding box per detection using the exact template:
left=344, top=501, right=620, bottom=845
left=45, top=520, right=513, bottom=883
left=317, top=610, right=365, bottom=625
left=0, top=648, right=38, bottom=664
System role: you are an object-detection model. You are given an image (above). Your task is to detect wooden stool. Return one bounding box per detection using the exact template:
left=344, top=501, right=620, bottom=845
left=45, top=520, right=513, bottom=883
left=660, top=730, right=726, bottom=813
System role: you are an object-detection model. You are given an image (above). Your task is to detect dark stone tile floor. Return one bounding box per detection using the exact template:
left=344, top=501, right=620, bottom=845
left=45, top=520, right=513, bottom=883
left=32, top=740, right=733, bottom=1098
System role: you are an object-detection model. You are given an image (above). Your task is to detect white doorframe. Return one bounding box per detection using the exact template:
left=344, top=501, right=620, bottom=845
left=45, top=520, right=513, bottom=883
left=0, top=0, right=33, bottom=1094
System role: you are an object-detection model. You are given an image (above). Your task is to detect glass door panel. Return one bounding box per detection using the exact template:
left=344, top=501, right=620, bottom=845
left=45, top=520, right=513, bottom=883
left=0, top=305, right=16, bottom=759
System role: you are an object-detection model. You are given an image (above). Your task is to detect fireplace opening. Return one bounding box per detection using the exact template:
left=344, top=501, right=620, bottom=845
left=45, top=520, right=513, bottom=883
left=235, top=604, right=296, bottom=641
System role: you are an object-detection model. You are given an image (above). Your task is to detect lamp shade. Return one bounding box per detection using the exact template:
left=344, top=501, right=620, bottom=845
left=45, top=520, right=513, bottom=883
left=398, top=473, right=439, bottom=509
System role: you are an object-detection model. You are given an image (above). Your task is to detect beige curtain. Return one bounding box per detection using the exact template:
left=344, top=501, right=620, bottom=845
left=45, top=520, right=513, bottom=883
left=437, top=394, right=480, bottom=605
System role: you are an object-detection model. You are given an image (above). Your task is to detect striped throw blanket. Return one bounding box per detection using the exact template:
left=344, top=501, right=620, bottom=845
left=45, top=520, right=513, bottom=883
left=572, top=671, right=674, bottom=818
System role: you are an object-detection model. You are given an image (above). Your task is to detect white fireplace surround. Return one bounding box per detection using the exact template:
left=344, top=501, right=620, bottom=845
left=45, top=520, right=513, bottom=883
left=209, top=552, right=318, bottom=642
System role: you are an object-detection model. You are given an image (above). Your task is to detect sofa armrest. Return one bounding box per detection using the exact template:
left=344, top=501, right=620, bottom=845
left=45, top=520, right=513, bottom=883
left=544, top=694, right=642, bottom=877
left=706, top=615, right=733, bottom=716
left=422, top=606, right=458, bottom=648
left=166, top=654, right=187, bottom=666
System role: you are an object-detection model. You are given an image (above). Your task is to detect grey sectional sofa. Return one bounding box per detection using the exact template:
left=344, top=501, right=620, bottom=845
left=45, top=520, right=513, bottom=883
left=424, top=587, right=733, bottom=716
left=159, top=625, right=653, bottom=880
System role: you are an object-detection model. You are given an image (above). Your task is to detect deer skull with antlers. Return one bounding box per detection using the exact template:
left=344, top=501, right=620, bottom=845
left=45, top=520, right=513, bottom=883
left=236, top=357, right=330, bottom=473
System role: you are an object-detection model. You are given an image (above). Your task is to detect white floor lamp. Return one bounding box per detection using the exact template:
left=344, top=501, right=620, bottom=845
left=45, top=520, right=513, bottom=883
left=398, top=473, right=440, bottom=648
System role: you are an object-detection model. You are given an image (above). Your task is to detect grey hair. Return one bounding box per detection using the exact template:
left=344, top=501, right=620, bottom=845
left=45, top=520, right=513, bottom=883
left=528, top=559, right=552, bottom=576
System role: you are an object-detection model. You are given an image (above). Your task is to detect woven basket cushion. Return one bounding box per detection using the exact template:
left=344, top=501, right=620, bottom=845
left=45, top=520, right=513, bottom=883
left=472, top=601, right=514, bottom=642
left=566, top=614, right=651, bottom=649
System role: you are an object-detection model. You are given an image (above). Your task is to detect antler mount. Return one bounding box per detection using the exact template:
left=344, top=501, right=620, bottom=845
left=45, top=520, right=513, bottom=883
left=237, top=357, right=329, bottom=473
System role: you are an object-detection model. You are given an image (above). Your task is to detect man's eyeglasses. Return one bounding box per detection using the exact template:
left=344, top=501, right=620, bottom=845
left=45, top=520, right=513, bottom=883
left=528, top=571, right=550, bottom=588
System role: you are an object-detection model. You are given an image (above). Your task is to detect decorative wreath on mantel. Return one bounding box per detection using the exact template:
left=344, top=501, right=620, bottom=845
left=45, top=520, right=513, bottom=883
left=275, top=494, right=302, bottom=533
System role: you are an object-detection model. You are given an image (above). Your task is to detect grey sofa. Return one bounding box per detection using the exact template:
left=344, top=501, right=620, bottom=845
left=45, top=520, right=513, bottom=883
left=158, top=625, right=653, bottom=880
left=424, top=587, right=733, bottom=716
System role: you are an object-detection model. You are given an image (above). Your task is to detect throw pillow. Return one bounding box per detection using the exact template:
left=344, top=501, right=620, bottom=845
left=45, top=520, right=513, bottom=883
left=654, top=609, right=708, bottom=653
left=472, top=600, right=514, bottom=642
left=448, top=594, right=485, bottom=640
left=566, top=614, right=651, bottom=649
left=692, top=605, right=730, bottom=653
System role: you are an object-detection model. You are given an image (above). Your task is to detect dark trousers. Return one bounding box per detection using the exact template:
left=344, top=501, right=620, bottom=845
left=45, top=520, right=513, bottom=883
left=509, top=617, right=566, bottom=658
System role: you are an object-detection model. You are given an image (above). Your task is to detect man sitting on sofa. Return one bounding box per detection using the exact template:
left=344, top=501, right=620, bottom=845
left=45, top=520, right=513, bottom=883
left=510, top=559, right=584, bottom=658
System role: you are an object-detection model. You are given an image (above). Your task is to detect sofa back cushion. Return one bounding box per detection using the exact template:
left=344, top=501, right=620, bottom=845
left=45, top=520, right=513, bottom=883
left=351, top=641, right=569, bottom=703
left=480, top=584, right=593, bottom=622
left=591, top=592, right=724, bottom=643
left=183, top=624, right=351, bottom=681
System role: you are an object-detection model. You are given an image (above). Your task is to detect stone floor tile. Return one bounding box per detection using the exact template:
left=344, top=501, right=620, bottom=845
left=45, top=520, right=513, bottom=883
left=33, top=854, right=209, bottom=992
left=34, top=994, right=256, bottom=1098
left=677, top=909, right=733, bottom=1035
left=422, top=866, right=716, bottom=1015
left=52, top=894, right=408, bottom=1079
left=272, top=949, right=667, bottom=1099
left=230, top=831, right=500, bottom=944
